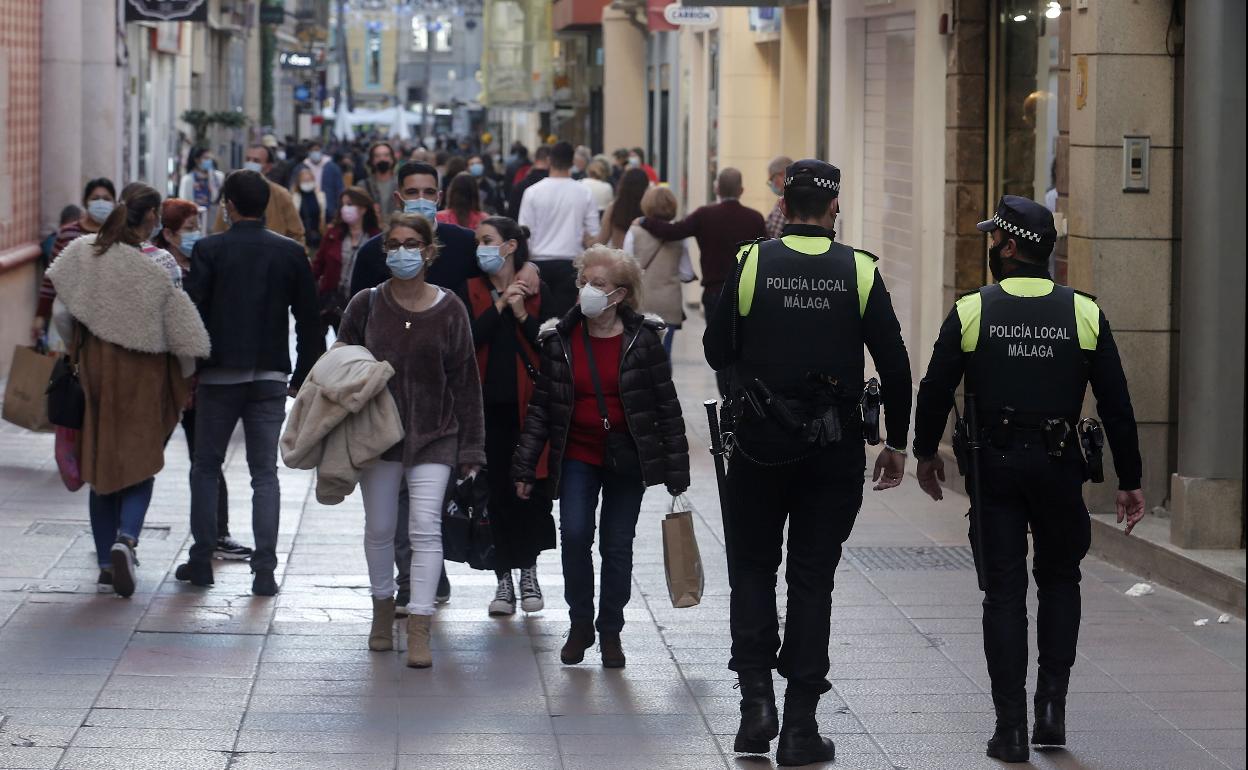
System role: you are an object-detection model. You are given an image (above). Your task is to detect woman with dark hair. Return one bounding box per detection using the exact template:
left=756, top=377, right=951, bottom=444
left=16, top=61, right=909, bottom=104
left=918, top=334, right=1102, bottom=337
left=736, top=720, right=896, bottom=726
left=312, top=186, right=382, bottom=331
left=32, top=178, right=118, bottom=348
left=337, top=212, right=485, bottom=668
left=596, top=168, right=649, bottom=249
left=441, top=156, right=468, bottom=199
left=455, top=217, right=556, bottom=616
left=45, top=183, right=210, bottom=598
left=178, top=147, right=225, bottom=228
left=436, top=173, right=486, bottom=230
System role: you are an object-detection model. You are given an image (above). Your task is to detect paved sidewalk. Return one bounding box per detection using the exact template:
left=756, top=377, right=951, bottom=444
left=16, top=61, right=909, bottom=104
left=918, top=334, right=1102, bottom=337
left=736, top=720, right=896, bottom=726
left=0, top=324, right=1243, bottom=770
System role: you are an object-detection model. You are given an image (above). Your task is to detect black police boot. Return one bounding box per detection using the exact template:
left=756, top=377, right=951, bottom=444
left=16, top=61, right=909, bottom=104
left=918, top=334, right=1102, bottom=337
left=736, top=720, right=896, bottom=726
left=1032, top=669, right=1068, bottom=746
left=733, top=670, right=779, bottom=754
left=987, top=697, right=1029, bottom=763
left=775, top=691, right=835, bottom=767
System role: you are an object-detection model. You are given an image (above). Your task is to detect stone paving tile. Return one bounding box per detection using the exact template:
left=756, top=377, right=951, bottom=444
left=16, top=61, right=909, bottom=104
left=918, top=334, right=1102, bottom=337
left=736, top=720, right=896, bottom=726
left=0, top=325, right=1244, bottom=769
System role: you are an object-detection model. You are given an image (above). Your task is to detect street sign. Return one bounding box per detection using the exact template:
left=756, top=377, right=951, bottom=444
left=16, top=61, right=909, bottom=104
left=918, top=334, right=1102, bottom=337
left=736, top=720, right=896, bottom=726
left=260, top=3, right=285, bottom=24
left=124, top=0, right=208, bottom=21
left=663, top=4, right=719, bottom=26
left=294, top=85, right=311, bottom=102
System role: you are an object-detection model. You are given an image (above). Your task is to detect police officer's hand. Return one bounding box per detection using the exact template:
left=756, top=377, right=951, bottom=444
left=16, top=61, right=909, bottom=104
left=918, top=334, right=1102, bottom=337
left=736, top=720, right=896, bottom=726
left=515, top=481, right=533, bottom=500
left=1116, top=489, right=1146, bottom=535
left=916, top=456, right=946, bottom=501
left=871, top=449, right=906, bottom=491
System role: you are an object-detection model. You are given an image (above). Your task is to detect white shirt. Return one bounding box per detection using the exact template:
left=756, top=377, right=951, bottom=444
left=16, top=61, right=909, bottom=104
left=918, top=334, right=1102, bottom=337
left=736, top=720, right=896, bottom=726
left=580, top=177, right=615, bottom=213
left=518, top=176, right=600, bottom=260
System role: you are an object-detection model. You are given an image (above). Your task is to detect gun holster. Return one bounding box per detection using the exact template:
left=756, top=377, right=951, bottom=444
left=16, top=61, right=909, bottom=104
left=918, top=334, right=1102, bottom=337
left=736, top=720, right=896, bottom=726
left=1079, top=418, right=1105, bottom=483
left=860, top=378, right=881, bottom=446
left=951, top=415, right=970, bottom=476
left=1042, top=419, right=1072, bottom=458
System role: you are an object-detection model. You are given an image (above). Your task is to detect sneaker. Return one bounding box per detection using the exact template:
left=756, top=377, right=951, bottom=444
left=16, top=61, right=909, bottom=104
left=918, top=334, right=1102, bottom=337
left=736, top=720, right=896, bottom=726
left=435, top=568, right=451, bottom=605
left=97, top=569, right=113, bottom=592
left=488, top=572, right=516, bottom=616
left=214, top=536, right=253, bottom=561
left=109, top=538, right=137, bottom=598
left=518, top=566, right=544, bottom=613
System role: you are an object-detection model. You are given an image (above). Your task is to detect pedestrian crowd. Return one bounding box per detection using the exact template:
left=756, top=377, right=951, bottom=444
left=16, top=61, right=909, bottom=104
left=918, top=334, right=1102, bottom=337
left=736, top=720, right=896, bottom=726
left=29, top=132, right=801, bottom=670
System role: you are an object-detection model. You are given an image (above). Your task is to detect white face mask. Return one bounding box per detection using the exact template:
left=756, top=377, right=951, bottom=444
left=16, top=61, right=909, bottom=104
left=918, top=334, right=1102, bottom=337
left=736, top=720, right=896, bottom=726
left=579, top=284, right=621, bottom=318
left=299, top=181, right=315, bottom=193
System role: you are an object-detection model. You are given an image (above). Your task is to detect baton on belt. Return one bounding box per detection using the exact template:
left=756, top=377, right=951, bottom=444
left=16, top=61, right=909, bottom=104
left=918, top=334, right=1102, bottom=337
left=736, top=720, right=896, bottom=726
left=705, top=399, right=735, bottom=587
left=965, top=393, right=989, bottom=592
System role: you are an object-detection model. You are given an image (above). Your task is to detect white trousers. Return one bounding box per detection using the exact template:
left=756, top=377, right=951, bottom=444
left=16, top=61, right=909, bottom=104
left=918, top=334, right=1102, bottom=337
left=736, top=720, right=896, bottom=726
left=360, top=461, right=452, bottom=615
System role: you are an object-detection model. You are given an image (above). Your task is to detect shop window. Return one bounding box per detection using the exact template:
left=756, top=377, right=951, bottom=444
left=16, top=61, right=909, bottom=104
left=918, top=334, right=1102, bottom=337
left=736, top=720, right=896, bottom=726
left=413, top=14, right=453, bottom=53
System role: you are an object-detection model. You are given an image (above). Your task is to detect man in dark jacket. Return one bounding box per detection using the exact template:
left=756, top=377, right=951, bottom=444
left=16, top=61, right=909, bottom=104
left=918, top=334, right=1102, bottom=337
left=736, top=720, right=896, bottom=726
left=180, top=169, right=325, bottom=596
left=508, top=145, right=551, bottom=218
left=640, top=167, right=767, bottom=395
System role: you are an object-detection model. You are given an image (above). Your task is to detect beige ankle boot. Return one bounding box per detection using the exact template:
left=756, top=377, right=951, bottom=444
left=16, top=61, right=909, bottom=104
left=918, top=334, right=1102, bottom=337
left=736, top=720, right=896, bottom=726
left=406, top=613, right=432, bottom=668
left=369, top=597, right=395, bottom=651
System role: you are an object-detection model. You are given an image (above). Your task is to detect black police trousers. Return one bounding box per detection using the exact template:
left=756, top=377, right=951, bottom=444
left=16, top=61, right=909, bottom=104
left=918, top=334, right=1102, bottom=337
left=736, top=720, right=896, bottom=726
left=970, top=442, right=1091, bottom=722
left=726, top=442, right=864, bottom=695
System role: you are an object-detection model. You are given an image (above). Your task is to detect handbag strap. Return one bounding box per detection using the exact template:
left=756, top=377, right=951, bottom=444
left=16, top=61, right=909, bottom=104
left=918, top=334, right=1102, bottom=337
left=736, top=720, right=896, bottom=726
left=580, top=323, right=611, bottom=431
left=638, top=239, right=665, bottom=272
left=362, top=287, right=376, bottom=340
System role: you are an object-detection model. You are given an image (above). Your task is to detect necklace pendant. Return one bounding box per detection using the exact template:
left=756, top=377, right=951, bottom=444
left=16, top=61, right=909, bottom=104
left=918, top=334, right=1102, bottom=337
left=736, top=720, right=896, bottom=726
left=404, top=321, right=411, bottom=330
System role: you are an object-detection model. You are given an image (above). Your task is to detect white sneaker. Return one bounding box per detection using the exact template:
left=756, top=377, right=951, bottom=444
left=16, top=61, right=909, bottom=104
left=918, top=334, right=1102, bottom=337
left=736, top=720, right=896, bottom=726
left=519, top=566, right=544, bottom=613
left=488, top=572, right=516, bottom=616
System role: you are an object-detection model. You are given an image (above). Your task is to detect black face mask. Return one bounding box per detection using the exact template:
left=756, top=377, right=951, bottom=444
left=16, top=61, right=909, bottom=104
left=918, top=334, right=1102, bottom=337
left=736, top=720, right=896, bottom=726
left=988, top=238, right=1007, bottom=283
left=374, top=160, right=392, bottom=174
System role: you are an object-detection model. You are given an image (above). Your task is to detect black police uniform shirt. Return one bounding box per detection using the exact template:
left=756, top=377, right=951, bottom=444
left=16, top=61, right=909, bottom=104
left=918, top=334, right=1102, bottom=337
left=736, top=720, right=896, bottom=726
left=912, top=263, right=1143, bottom=490
left=703, top=223, right=912, bottom=451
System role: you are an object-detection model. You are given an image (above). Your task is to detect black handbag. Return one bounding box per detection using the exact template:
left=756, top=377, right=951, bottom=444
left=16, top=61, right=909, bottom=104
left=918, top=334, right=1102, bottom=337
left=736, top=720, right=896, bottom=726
left=46, top=326, right=84, bottom=430
left=442, top=471, right=495, bottom=570
left=581, top=324, right=643, bottom=479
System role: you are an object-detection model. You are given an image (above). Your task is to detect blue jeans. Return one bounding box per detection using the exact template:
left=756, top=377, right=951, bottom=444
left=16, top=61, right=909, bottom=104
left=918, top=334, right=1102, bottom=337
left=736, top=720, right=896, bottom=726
left=89, top=479, right=155, bottom=568
left=189, top=381, right=286, bottom=572
left=559, top=459, right=645, bottom=634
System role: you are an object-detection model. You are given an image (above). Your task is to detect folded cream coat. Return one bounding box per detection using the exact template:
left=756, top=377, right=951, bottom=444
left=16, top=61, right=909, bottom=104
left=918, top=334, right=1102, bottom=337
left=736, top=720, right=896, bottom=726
left=281, top=344, right=404, bottom=504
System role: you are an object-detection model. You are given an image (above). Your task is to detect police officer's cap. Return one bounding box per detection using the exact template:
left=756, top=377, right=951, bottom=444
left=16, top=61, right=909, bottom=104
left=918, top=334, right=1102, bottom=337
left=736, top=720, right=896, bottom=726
left=977, top=195, right=1057, bottom=247
left=785, top=159, right=841, bottom=196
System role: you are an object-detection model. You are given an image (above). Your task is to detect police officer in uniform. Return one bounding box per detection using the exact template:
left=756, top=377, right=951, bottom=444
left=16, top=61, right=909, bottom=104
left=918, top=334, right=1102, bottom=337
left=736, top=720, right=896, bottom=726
left=704, top=160, right=912, bottom=766
left=912, top=196, right=1146, bottom=763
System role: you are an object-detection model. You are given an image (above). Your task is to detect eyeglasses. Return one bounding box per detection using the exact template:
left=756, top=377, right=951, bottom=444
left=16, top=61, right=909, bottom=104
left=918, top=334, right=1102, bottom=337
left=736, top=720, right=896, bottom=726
left=384, top=240, right=428, bottom=251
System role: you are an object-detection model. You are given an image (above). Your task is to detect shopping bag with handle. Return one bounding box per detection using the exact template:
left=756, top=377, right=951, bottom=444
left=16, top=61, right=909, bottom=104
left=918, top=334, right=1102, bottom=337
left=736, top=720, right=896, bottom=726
left=2, top=344, right=56, bottom=433
left=661, top=495, right=704, bottom=608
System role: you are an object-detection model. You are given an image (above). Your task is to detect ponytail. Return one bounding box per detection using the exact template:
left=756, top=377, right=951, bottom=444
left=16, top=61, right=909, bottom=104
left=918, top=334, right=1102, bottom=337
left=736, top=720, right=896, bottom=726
left=93, top=183, right=162, bottom=255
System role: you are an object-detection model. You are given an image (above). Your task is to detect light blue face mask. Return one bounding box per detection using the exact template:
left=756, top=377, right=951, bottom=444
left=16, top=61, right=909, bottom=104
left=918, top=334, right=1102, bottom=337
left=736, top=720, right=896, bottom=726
left=403, top=198, right=439, bottom=220
left=469, top=163, right=485, bottom=177
left=86, top=199, right=115, bottom=224
left=386, top=246, right=425, bottom=280
left=180, top=230, right=203, bottom=254
left=476, top=245, right=505, bottom=275
left=243, top=161, right=264, bottom=173
left=199, top=158, right=215, bottom=172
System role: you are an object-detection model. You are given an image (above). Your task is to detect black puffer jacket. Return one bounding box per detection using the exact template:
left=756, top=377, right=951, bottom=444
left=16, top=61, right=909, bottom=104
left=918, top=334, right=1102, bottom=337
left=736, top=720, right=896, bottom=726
left=512, top=305, right=690, bottom=497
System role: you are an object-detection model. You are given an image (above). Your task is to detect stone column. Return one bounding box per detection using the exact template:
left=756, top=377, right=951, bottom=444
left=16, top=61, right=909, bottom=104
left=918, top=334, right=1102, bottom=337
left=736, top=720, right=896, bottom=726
left=1067, top=0, right=1179, bottom=512
left=602, top=6, right=647, bottom=156
left=1170, top=0, right=1246, bottom=548
left=943, top=2, right=988, bottom=307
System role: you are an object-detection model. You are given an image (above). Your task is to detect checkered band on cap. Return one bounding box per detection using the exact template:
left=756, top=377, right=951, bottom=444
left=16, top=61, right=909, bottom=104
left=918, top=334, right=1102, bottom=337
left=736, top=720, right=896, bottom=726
left=993, top=214, right=1043, bottom=242
left=785, top=175, right=841, bottom=193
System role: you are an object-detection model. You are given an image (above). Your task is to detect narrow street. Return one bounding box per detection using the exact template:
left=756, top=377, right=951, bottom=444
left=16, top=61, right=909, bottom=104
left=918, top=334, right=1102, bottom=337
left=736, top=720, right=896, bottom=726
left=0, top=319, right=1242, bottom=770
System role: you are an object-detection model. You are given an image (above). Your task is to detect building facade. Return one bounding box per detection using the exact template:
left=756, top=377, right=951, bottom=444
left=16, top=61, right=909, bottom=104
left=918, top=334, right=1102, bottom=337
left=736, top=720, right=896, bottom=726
left=675, top=0, right=1244, bottom=558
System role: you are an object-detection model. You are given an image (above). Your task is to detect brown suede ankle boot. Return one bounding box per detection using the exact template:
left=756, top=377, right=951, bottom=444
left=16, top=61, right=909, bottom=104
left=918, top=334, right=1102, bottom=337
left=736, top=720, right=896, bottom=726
left=369, top=597, right=395, bottom=651
left=406, top=614, right=433, bottom=668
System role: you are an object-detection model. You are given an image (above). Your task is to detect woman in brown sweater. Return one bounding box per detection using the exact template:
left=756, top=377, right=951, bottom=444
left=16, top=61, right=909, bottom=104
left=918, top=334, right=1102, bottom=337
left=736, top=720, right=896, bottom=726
left=337, top=212, right=486, bottom=668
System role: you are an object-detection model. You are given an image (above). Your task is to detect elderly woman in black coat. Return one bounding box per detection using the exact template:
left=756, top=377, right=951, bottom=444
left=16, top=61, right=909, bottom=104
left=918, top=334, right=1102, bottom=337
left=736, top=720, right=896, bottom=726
left=512, top=245, right=690, bottom=670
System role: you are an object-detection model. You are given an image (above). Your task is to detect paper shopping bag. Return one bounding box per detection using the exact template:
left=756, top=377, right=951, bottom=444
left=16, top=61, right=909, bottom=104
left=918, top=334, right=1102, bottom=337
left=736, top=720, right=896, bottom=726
left=2, top=345, right=56, bottom=433
left=661, top=501, right=704, bottom=608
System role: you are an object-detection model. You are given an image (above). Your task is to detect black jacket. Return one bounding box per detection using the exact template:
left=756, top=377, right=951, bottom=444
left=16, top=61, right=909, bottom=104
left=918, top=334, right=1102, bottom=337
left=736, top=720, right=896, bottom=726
left=512, top=306, right=690, bottom=497
left=348, top=222, right=479, bottom=297
left=187, top=220, right=324, bottom=388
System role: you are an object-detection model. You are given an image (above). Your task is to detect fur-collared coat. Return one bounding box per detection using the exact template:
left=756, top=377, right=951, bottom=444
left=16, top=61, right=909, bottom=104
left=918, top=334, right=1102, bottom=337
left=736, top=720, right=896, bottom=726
left=47, top=235, right=211, bottom=494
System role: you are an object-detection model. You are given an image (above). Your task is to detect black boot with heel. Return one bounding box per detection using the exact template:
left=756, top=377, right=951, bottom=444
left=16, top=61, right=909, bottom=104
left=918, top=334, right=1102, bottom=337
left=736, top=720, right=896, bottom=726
left=733, top=670, right=779, bottom=754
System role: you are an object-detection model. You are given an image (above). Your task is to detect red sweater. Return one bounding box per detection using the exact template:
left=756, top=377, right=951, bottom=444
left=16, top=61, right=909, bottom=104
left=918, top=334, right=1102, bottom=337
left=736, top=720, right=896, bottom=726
left=565, top=331, right=625, bottom=466
left=640, top=199, right=766, bottom=289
